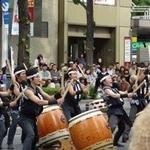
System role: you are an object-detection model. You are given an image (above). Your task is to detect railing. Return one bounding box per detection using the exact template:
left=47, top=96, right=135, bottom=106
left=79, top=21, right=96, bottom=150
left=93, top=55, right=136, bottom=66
left=131, top=2, right=150, bottom=20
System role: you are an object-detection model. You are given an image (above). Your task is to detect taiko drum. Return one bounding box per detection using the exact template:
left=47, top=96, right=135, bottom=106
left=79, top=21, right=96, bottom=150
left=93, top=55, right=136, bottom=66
left=37, top=105, right=69, bottom=147
left=69, top=109, right=113, bottom=150
left=37, top=132, right=76, bottom=150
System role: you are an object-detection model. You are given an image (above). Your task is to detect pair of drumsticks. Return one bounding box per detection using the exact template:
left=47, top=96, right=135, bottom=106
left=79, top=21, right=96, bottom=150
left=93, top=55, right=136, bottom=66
left=131, top=67, right=150, bottom=97
left=61, top=65, right=87, bottom=98
left=3, top=60, right=27, bottom=106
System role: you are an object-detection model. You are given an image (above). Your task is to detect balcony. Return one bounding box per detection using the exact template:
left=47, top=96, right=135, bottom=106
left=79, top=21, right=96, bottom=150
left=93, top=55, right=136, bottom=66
left=131, top=2, right=150, bottom=35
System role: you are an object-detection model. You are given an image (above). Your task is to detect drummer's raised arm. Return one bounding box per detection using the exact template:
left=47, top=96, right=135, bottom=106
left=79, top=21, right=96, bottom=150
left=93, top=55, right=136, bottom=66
left=37, top=86, right=63, bottom=105
left=24, top=88, right=49, bottom=106
left=37, top=86, right=53, bottom=101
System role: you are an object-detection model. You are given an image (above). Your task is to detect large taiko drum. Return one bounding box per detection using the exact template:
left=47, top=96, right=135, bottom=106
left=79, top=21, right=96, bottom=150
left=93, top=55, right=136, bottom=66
left=38, top=132, right=76, bottom=150
left=69, top=109, right=113, bottom=150
left=37, top=105, right=69, bottom=147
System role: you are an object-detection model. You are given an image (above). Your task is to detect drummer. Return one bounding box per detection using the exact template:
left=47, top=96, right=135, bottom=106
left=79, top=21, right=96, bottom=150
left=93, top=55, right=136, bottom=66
left=17, top=68, right=64, bottom=150
left=99, top=73, right=133, bottom=147
left=0, top=65, right=27, bottom=148
left=62, top=68, right=88, bottom=121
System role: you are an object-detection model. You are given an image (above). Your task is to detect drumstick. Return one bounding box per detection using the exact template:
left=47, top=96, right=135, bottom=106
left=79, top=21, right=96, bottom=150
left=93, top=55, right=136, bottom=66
left=10, top=92, right=24, bottom=107
left=62, top=80, right=74, bottom=99
left=78, top=65, right=86, bottom=78
left=6, top=59, right=16, bottom=84
left=145, top=92, right=149, bottom=98
left=23, top=63, right=28, bottom=70
left=135, top=68, right=140, bottom=85
left=61, top=69, right=65, bottom=88
left=133, top=80, right=145, bottom=93
left=132, top=68, right=143, bottom=90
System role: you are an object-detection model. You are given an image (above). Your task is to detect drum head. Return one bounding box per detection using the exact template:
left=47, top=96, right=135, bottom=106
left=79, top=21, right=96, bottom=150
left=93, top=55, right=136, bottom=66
left=42, top=105, right=61, bottom=113
left=38, top=129, right=70, bottom=148
left=69, top=109, right=102, bottom=127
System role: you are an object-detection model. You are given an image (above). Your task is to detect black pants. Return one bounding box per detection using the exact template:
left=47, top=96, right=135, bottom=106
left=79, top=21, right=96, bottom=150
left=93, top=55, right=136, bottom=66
left=18, top=115, right=39, bottom=150
left=108, top=113, right=132, bottom=145
left=62, top=104, right=81, bottom=122
left=0, top=116, right=6, bottom=148
left=129, top=102, right=146, bottom=124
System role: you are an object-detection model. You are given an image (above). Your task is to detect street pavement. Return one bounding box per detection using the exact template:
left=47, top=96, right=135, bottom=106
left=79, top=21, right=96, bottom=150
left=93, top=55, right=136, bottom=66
left=1, top=99, right=131, bottom=150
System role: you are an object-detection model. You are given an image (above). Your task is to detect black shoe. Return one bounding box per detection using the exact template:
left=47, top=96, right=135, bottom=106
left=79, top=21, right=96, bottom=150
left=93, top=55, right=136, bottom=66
left=113, top=143, right=124, bottom=147
left=7, top=144, right=14, bottom=149
left=122, top=136, right=129, bottom=143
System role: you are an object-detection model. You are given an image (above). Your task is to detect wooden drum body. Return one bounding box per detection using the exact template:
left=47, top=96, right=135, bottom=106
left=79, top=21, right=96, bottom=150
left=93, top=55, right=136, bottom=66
left=38, top=132, right=76, bottom=150
left=37, top=105, right=69, bottom=147
left=69, top=109, right=113, bottom=150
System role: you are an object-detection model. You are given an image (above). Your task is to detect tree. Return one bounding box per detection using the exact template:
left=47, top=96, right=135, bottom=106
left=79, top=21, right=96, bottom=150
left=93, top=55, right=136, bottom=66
left=133, top=0, right=150, bottom=5
left=73, top=0, right=94, bottom=65
left=17, top=0, right=30, bottom=67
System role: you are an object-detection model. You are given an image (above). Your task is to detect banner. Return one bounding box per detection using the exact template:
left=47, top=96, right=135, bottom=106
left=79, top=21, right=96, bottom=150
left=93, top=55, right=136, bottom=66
left=28, top=0, right=34, bottom=22
left=124, top=37, right=131, bottom=63
left=74, top=0, right=115, bottom=5
left=1, top=0, right=9, bottom=26
left=95, top=0, right=115, bottom=5
left=11, top=0, right=18, bottom=35
left=11, top=0, right=34, bottom=35
left=2, top=19, right=8, bottom=67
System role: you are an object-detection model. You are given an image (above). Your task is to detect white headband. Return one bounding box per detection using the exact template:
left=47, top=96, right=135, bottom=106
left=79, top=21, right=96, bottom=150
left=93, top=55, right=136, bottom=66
left=68, top=71, right=77, bottom=75
left=14, top=69, right=26, bottom=76
left=100, top=75, right=110, bottom=83
left=27, top=73, right=39, bottom=79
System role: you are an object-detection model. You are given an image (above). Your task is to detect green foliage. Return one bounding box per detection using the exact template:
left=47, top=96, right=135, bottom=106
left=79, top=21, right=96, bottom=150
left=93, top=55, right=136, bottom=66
left=42, top=87, right=59, bottom=95
left=88, top=86, right=97, bottom=99
left=73, top=0, right=80, bottom=4
left=133, top=0, right=150, bottom=5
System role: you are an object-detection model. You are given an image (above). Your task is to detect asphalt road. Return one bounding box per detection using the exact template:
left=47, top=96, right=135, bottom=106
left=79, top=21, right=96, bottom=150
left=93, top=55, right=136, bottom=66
left=1, top=99, right=131, bottom=150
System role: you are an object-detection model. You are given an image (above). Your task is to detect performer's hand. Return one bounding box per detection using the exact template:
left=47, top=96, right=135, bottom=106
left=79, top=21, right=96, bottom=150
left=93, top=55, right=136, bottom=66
left=132, top=84, right=138, bottom=90
left=54, top=92, right=62, bottom=100
left=0, top=99, right=3, bottom=107
left=56, top=97, right=64, bottom=106
left=128, top=93, right=137, bottom=99
left=10, top=101, right=17, bottom=107
left=132, top=93, right=138, bottom=99
left=128, top=92, right=134, bottom=98
left=59, top=87, right=65, bottom=95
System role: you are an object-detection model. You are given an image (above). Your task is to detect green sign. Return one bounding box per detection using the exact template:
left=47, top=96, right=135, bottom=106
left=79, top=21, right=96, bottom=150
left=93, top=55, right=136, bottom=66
left=132, top=42, right=150, bottom=52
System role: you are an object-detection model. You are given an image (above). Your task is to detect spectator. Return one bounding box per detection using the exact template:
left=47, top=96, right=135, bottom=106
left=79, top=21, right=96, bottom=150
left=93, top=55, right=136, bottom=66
left=129, top=62, right=137, bottom=76
left=85, top=68, right=96, bottom=86
left=107, top=64, right=115, bottom=76
left=34, top=54, right=45, bottom=70
left=39, top=64, right=51, bottom=81
left=119, top=66, right=125, bottom=76
left=76, top=53, right=86, bottom=67
left=50, top=64, right=61, bottom=87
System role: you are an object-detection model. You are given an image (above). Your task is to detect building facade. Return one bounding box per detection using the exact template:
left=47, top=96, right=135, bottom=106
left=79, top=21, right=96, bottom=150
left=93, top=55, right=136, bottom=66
left=58, top=0, right=132, bottom=66
left=4, top=0, right=132, bottom=67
